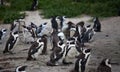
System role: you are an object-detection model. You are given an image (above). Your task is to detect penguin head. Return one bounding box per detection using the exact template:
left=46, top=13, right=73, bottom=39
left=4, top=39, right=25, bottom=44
left=56, top=16, right=61, bottom=22
left=100, top=58, right=111, bottom=68
left=83, top=48, right=91, bottom=55
left=67, top=21, right=76, bottom=29
left=0, top=28, right=7, bottom=40
left=76, top=21, right=85, bottom=27
left=11, top=31, right=19, bottom=38
left=15, top=65, right=27, bottom=72
left=40, top=22, right=48, bottom=28
left=31, top=22, right=37, bottom=28
left=93, top=17, right=98, bottom=22
left=1, top=28, right=7, bottom=34
left=57, top=16, right=66, bottom=22
left=37, top=37, right=42, bottom=43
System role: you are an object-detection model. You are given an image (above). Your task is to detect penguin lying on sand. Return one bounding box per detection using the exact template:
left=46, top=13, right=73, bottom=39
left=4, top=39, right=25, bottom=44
left=3, top=31, right=19, bottom=54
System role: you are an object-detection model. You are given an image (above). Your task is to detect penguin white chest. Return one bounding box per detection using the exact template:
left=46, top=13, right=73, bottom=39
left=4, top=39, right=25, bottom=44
left=32, top=42, right=44, bottom=59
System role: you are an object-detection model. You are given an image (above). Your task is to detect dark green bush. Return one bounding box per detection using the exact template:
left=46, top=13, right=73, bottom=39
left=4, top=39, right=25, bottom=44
left=0, top=0, right=120, bottom=23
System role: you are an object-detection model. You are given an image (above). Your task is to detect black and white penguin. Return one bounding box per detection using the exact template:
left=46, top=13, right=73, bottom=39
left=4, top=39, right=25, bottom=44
left=70, top=48, right=91, bottom=72
left=47, top=40, right=67, bottom=66
left=3, top=31, right=19, bottom=54
left=27, top=38, right=44, bottom=60
left=30, top=0, right=38, bottom=10
left=58, top=16, right=66, bottom=29
left=64, top=37, right=80, bottom=59
left=97, top=58, right=112, bottom=72
left=0, top=28, right=7, bottom=43
left=40, top=35, right=48, bottom=55
left=93, top=17, right=101, bottom=32
left=73, top=21, right=86, bottom=47
left=51, top=16, right=59, bottom=31
left=15, top=65, right=27, bottom=72
left=81, top=25, right=96, bottom=43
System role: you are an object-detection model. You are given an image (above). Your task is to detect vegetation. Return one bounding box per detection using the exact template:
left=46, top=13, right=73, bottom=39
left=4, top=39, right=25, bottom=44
left=0, top=0, right=120, bottom=23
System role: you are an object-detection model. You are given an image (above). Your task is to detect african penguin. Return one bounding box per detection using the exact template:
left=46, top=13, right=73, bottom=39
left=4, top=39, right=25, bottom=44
left=30, top=0, right=38, bottom=10
left=15, top=65, right=27, bottom=72
left=47, top=40, right=66, bottom=66
left=70, top=48, right=91, bottom=72
left=82, top=25, right=96, bottom=43
left=51, top=16, right=59, bottom=31
left=93, top=17, right=101, bottom=32
left=64, top=21, right=76, bottom=39
left=27, top=38, right=44, bottom=60
left=3, top=31, right=19, bottom=54
left=40, top=35, right=48, bottom=55
left=97, top=58, right=112, bottom=72
left=73, top=21, right=86, bottom=47
left=65, top=37, right=80, bottom=58
left=0, top=28, right=7, bottom=43
left=57, top=16, right=66, bottom=29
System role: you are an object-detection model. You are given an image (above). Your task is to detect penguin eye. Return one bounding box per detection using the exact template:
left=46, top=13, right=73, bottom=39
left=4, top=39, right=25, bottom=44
left=108, top=61, right=111, bottom=64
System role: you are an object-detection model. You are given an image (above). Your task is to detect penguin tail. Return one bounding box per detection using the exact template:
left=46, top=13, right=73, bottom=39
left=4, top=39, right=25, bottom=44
left=26, top=56, right=32, bottom=61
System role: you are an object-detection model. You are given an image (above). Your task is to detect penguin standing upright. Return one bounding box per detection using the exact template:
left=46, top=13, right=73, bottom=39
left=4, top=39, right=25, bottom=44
left=97, top=58, right=112, bottom=72
left=82, top=25, right=96, bottom=43
left=47, top=40, right=66, bottom=66
left=0, top=28, right=7, bottom=43
left=93, top=17, right=101, bottom=32
left=41, top=35, right=48, bottom=55
left=3, top=31, right=19, bottom=54
left=51, top=16, right=59, bottom=31
left=70, top=48, right=91, bottom=72
left=27, top=38, right=44, bottom=61
left=31, top=0, right=38, bottom=10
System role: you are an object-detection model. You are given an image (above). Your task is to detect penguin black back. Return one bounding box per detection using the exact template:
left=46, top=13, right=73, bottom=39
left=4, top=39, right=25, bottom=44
left=93, top=17, right=101, bottom=32
left=51, top=16, right=58, bottom=30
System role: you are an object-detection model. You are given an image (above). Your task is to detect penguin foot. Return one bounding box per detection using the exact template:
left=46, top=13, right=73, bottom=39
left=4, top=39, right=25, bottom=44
left=46, top=61, right=58, bottom=66
left=62, top=60, right=73, bottom=65
left=9, top=51, right=15, bottom=54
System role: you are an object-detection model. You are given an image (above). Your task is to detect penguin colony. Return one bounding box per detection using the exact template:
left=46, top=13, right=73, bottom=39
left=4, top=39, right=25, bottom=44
left=0, top=16, right=112, bottom=72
